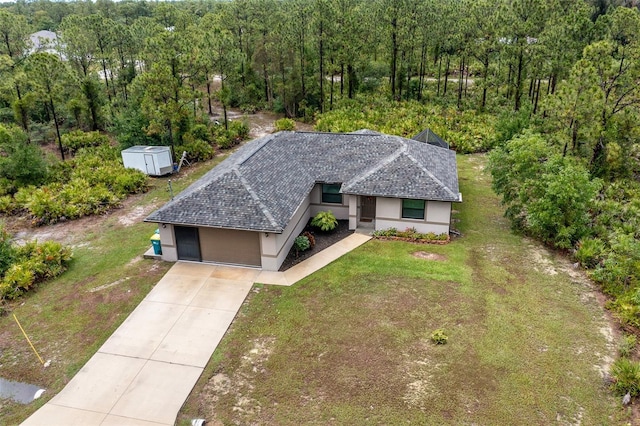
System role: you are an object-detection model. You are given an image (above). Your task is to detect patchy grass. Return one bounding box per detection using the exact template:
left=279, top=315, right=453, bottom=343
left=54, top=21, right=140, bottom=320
left=0, top=157, right=224, bottom=425
left=178, top=154, right=623, bottom=425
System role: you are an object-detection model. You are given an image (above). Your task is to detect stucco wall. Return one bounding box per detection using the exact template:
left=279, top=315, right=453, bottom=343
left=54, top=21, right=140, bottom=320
left=375, top=197, right=451, bottom=235
left=348, top=195, right=358, bottom=230
left=309, top=183, right=349, bottom=220
left=261, top=194, right=311, bottom=271
left=159, top=224, right=178, bottom=261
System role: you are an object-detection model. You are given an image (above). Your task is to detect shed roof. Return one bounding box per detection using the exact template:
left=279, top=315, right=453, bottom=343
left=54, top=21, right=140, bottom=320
left=122, top=145, right=172, bottom=154
left=145, top=131, right=460, bottom=233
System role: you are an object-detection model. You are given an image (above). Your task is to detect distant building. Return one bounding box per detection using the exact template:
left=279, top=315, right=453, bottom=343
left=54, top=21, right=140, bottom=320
left=28, top=30, right=65, bottom=59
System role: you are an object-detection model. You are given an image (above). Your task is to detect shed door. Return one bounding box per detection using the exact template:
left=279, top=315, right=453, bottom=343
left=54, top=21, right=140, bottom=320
left=175, top=226, right=201, bottom=261
left=144, top=154, right=155, bottom=175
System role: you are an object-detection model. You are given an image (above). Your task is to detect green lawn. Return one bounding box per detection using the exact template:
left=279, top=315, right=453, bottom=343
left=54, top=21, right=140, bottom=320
left=178, top=154, right=625, bottom=424
left=0, top=157, right=224, bottom=425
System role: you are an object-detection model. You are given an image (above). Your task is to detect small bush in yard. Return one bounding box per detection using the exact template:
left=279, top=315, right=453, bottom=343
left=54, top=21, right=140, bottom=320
left=611, top=358, right=640, bottom=396
left=302, top=231, right=315, bottom=248
left=575, top=238, right=605, bottom=268
left=0, top=125, right=49, bottom=190
left=175, top=139, right=214, bottom=163
left=0, top=233, right=72, bottom=301
left=294, top=235, right=311, bottom=255
left=0, top=225, right=16, bottom=276
left=189, top=124, right=213, bottom=143
left=274, top=118, right=296, bottom=131
left=311, top=211, right=338, bottom=232
left=619, top=334, right=637, bottom=358
left=430, top=329, right=448, bottom=345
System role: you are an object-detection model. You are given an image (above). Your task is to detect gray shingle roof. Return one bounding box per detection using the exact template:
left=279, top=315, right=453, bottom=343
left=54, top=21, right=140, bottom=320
left=145, top=131, right=461, bottom=232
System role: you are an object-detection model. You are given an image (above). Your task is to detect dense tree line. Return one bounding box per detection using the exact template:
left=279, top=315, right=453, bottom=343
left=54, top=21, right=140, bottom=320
left=0, top=0, right=636, bottom=151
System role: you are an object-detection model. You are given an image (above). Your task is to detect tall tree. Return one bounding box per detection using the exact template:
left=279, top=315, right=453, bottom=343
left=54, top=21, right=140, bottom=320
left=198, top=12, right=241, bottom=126
left=0, top=10, right=32, bottom=137
left=59, top=14, right=106, bottom=130
left=589, top=7, right=640, bottom=174
left=25, top=53, right=73, bottom=160
left=134, top=11, right=199, bottom=147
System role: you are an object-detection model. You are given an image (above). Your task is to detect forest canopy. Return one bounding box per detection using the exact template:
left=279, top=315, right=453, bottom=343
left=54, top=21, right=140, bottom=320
left=0, top=0, right=635, bottom=150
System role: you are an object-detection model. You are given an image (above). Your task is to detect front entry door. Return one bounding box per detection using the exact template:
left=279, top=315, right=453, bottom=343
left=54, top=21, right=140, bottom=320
left=175, top=226, right=201, bottom=261
left=361, top=196, right=376, bottom=220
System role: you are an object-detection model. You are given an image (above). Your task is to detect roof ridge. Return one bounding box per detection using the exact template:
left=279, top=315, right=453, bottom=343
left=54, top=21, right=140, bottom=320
left=342, top=136, right=407, bottom=192
left=404, top=150, right=458, bottom=200
left=233, top=168, right=281, bottom=230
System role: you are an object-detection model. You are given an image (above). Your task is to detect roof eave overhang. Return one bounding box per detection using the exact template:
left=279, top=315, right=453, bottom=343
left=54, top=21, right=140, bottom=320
left=342, top=190, right=460, bottom=203
left=143, top=218, right=284, bottom=234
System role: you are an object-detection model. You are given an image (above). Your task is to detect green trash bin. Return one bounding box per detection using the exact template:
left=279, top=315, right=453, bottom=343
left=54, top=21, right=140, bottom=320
left=150, top=233, right=162, bottom=255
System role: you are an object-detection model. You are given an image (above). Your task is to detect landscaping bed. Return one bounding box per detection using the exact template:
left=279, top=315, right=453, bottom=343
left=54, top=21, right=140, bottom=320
left=279, top=220, right=352, bottom=271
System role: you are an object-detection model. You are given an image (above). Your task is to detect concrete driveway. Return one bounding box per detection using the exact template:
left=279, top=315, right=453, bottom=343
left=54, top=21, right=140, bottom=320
left=22, top=263, right=258, bottom=426
left=21, top=233, right=371, bottom=426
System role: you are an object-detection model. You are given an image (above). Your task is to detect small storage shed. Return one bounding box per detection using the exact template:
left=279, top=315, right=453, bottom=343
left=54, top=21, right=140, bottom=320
left=121, top=146, right=173, bottom=176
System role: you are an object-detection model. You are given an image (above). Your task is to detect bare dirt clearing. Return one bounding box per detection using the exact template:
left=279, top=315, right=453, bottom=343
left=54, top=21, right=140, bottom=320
left=412, top=251, right=447, bottom=261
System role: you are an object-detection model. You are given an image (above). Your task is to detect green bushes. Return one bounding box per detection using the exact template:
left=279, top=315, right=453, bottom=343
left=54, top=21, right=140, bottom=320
left=2, top=145, right=148, bottom=225
left=430, top=329, right=448, bottom=345
left=575, top=238, right=605, bottom=268
left=310, top=211, right=338, bottom=232
left=0, top=226, right=72, bottom=301
left=213, top=120, right=250, bottom=149
left=488, top=130, right=640, bottom=330
left=274, top=118, right=296, bottom=132
left=619, top=334, right=637, bottom=358
left=61, top=130, right=110, bottom=154
left=314, top=97, right=496, bottom=153
left=489, top=131, right=601, bottom=250
left=0, top=124, right=49, bottom=192
left=611, top=358, right=640, bottom=397
left=0, top=226, right=15, bottom=277
left=294, top=235, right=311, bottom=254
left=372, top=227, right=449, bottom=243
left=175, top=139, right=215, bottom=162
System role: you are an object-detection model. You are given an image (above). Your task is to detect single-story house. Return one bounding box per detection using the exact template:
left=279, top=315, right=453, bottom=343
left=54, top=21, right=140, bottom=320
left=145, top=130, right=461, bottom=270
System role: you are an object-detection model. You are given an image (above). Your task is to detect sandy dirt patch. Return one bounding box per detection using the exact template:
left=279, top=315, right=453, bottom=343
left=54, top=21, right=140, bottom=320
left=412, top=251, right=447, bottom=261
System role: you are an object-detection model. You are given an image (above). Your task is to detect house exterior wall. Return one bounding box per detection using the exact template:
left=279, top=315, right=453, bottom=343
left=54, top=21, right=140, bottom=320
left=374, top=197, right=451, bottom=235
left=309, top=183, right=349, bottom=220
left=260, top=194, right=312, bottom=271
left=348, top=195, right=358, bottom=230
left=159, top=224, right=262, bottom=266
left=159, top=224, right=178, bottom=261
